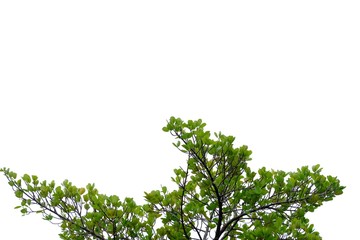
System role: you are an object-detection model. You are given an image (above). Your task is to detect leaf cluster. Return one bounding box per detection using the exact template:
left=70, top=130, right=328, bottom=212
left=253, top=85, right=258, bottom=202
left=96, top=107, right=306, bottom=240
left=1, top=169, right=156, bottom=240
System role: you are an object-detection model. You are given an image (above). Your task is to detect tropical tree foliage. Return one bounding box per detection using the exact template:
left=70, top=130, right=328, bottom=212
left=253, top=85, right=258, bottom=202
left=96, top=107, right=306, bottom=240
left=1, top=117, right=344, bottom=239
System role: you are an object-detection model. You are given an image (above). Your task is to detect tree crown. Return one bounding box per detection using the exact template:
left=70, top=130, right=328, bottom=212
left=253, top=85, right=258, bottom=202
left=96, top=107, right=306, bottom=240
left=1, top=117, right=345, bottom=239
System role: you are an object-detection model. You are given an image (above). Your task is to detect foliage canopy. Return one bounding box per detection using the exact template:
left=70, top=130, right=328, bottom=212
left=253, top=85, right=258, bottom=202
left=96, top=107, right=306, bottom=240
left=1, top=117, right=344, bottom=239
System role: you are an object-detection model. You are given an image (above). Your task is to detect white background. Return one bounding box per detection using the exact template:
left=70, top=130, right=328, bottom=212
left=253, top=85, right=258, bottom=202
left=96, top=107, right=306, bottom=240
left=1, top=1, right=359, bottom=239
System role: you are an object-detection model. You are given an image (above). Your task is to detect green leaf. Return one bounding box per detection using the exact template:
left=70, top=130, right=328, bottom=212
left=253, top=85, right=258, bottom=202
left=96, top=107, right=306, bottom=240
left=11, top=172, right=18, bottom=179
left=78, top=187, right=86, bottom=195
left=22, top=174, right=31, bottom=183
left=83, top=194, right=89, bottom=202
left=31, top=175, right=38, bottom=182
left=44, top=215, right=53, bottom=221
left=15, top=190, right=23, bottom=198
left=312, top=164, right=321, bottom=172
left=84, top=203, right=90, bottom=210
left=334, top=189, right=343, bottom=195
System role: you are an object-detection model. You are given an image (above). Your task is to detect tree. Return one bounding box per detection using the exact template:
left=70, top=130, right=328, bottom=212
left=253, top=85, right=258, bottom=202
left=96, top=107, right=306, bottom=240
left=1, top=117, right=344, bottom=240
